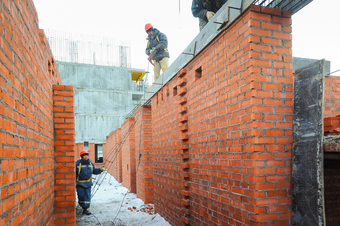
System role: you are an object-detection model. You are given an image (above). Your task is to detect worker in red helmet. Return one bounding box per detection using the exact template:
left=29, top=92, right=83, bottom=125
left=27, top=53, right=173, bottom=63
left=191, top=0, right=228, bottom=31
left=145, top=23, right=170, bottom=82
left=75, top=150, right=106, bottom=215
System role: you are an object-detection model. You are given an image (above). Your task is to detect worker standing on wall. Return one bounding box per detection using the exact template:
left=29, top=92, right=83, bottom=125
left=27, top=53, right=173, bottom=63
left=191, top=0, right=228, bottom=31
left=145, top=23, right=170, bottom=82
left=76, top=150, right=106, bottom=215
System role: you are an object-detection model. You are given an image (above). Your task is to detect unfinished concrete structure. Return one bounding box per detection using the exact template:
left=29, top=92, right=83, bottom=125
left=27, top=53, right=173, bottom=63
left=56, top=62, right=145, bottom=144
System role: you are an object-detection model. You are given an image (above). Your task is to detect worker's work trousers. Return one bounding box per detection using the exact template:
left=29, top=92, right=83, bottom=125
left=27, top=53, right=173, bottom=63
left=199, top=18, right=209, bottom=31
left=76, top=186, right=91, bottom=210
left=154, top=57, right=169, bottom=82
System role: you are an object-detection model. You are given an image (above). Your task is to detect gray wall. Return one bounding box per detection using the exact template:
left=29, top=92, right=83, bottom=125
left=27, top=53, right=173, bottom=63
left=57, top=62, right=135, bottom=143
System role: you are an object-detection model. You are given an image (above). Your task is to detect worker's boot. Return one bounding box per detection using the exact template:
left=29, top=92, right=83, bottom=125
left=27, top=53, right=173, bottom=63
left=83, top=209, right=91, bottom=215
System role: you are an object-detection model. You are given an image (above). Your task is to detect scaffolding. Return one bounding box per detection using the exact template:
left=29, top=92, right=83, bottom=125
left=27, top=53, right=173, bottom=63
left=46, top=30, right=131, bottom=67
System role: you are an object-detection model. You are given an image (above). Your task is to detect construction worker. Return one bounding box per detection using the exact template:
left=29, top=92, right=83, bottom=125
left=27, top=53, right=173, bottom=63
left=191, top=0, right=228, bottom=31
left=76, top=150, right=106, bottom=215
left=145, top=23, right=170, bottom=82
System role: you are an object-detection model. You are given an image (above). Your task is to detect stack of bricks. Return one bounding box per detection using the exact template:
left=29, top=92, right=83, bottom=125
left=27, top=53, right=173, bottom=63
left=135, top=105, right=154, bottom=204
left=151, top=5, right=293, bottom=226
left=105, top=128, right=122, bottom=183
left=324, top=115, right=340, bottom=135
left=121, top=118, right=136, bottom=193
left=53, top=85, right=76, bottom=225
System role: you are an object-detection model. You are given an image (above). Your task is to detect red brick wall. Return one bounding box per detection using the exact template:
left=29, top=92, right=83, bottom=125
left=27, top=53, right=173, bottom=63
left=151, top=5, right=293, bottom=226
left=106, top=128, right=122, bottom=182
left=325, top=75, right=340, bottom=117
left=53, top=85, right=76, bottom=225
left=89, top=143, right=95, bottom=162
left=121, top=118, right=136, bottom=193
left=103, top=142, right=106, bottom=166
left=135, top=106, right=153, bottom=204
left=75, top=143, right=83, bottom=161
left=0, top=0, right=67, bottom=225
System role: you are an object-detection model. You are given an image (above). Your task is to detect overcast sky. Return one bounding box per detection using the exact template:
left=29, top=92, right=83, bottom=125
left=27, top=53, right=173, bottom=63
left=32, top=0, right=340, bottom=76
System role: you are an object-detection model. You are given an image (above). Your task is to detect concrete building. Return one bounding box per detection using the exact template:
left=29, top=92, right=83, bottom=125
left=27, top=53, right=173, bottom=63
left=57, top=62, right=146, bottom=145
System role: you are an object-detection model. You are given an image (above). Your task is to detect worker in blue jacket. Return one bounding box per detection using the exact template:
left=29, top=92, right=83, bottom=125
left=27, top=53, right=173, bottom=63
left=76, top=150, right=106, bottom=215
left=192, top=0, right=228, bottom=31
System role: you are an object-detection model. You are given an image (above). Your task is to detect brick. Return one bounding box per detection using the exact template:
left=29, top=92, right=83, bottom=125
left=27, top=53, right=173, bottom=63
left=261, top=6, right=282, bottom=16
left=178, top=68, right=187, bottom=78
left=181, top=190, right=190, bottom=196
left=261, top=21, right=281, bottom=31
left=178, top=87, right=187, bottom=96
left=178, top=78, right=187, bottom=87
left=262, top=37, right=282, bottom=46
left=272, top=16, right=292, bottom=25
left=53, top=90, right=74, bottom=96
left=179, top=97, right=187, bottom=105
left=180, top=106, right=188, bottom=114
left=181, top=199, right=190, bottom=206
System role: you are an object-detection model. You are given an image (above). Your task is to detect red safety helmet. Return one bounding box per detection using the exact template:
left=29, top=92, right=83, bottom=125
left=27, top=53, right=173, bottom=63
left=145, top=23, right=153, bottom=32
left=80, top=150, right=89, bottom=157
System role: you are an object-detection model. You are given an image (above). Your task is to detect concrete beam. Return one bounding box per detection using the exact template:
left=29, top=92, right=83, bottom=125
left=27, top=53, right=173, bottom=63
left=324, top=135, right=340, bottom=152
left=292, top=59, right=325, bottom=226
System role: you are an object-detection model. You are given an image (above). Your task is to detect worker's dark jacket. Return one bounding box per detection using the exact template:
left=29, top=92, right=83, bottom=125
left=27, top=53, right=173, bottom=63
left=191, top=0, right=228, bottom=20
left=145, top=28, right=170, bottom=62
left=75, top=158, right=102, bottom=188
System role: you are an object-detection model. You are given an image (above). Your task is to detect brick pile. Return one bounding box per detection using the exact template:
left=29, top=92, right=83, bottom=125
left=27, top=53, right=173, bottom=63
left=127, top=205, right=155, bottom=215
left=324, top=115, right=340, bottom=135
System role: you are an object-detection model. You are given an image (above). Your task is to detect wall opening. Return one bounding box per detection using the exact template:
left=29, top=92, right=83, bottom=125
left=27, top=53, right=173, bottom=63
left=195, top=66, right=202, bottom=80
left=95, top=144, right=103, bottom=163
left=173, top=86, right=177, bottom=96
left=84, top=141, right=89, bottom=150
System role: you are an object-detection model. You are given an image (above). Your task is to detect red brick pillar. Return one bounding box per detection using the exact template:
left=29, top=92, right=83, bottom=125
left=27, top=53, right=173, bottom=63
left=75, top=143, right=84, bottom=161
left=135, top=105, right=153, bottom=203
left=89, top=143, right=95, bottom=162
left=121, top=118, right=136, bottom=192
left=106, top=128, right=123, bottom=182
left=103, top=142, right=106, bottom=165
left=115, top=129, right=123, bottom=183
left=53, top=85, right=76, bottom=226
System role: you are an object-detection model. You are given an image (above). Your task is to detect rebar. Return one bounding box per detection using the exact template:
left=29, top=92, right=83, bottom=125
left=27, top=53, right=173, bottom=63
left=46, top=30, right=131, bottom=67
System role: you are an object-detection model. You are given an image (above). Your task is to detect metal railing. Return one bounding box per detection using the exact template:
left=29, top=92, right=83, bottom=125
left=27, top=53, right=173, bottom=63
left=254, top=0, right=313, bottom=14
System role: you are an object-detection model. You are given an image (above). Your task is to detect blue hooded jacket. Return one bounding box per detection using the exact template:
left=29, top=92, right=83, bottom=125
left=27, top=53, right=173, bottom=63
left=75, top=158, right=102, bottom=188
